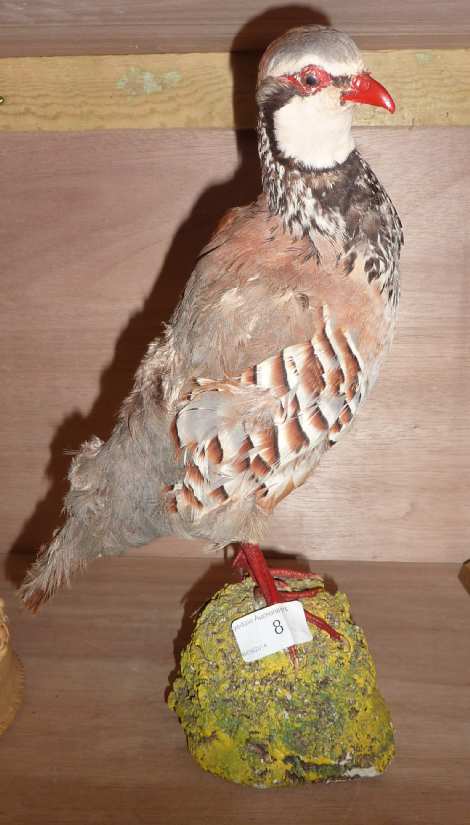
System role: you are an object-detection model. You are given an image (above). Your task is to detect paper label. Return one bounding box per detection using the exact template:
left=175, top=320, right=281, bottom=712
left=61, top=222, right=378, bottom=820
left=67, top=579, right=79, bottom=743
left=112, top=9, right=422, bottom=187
left=232, top=601, right=313, bottom=663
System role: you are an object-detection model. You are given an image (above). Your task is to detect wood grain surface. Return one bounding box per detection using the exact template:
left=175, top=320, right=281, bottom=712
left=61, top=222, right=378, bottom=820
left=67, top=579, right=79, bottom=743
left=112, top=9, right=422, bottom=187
left=1, top=126, right=470, bottom=566
left=1, top=49, right=469, bottom=132
left=1, top=0, right=470, bottom=57
left=0, top=557, right=469, bottom=825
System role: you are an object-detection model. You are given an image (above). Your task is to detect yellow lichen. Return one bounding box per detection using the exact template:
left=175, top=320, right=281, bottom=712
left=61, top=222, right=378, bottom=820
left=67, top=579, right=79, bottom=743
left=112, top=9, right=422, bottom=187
left=168, top=577, right=394, bottom=786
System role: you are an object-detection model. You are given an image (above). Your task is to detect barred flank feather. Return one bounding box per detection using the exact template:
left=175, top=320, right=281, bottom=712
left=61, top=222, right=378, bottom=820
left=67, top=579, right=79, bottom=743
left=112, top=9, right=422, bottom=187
left=166, top=307, right=367, bottom=521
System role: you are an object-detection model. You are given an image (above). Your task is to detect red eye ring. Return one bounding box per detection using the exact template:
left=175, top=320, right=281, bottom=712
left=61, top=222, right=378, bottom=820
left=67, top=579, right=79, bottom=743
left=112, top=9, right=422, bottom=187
left=279, top=64, right=332, bottom=95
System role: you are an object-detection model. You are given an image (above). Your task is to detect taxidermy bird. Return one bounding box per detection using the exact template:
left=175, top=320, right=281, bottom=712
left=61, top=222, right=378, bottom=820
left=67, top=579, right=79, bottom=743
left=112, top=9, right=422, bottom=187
left=21, top=26, right=403, bottom=639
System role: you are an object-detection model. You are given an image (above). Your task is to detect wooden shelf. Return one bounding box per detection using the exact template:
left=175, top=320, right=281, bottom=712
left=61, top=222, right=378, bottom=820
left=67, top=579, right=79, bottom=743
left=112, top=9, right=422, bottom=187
left=1, top=49, right=469, bottom=133
left=1, top=555, right=469, bottom=824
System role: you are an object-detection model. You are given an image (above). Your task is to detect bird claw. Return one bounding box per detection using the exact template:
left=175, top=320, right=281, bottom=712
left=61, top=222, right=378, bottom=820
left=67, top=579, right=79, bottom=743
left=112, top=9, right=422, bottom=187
left=233, top=548, right=323, bottom=586
left=261, top=586, right=343, bottom=642
left=233, top=544, right=343, bottom=647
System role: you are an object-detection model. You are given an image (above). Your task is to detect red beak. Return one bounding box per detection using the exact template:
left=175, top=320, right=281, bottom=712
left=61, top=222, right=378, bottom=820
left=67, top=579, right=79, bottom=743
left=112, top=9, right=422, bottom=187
left=342, top=73, right=395, bottom=113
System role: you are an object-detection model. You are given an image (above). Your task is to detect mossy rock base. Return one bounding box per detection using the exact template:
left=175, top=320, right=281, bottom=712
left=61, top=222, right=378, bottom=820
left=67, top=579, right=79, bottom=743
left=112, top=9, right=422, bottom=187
left=168, top=577, right=394, bottom=787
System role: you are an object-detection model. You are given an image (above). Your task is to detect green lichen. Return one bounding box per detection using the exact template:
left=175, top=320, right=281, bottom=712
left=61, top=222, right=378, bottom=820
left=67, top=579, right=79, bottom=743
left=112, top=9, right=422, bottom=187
left=168, top=577, right=394, bottom=787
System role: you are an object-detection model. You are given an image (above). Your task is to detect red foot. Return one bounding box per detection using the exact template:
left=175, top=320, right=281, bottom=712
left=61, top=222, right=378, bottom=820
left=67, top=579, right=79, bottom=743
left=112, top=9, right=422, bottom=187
left=233, top=550, right=323, bottom=589
left=233, top=543, right=342, bottom=646
left=269, top=567, right=324, bottom=581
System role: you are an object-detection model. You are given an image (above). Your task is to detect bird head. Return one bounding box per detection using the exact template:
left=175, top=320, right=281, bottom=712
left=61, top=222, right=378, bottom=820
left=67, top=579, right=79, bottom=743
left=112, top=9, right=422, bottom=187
left=257, top=26, right=395, bottom=171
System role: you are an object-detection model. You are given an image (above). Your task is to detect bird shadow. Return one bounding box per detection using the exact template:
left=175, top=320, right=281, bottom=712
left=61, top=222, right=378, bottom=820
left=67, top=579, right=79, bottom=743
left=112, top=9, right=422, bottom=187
left=4, top=4, right=331, bottom=591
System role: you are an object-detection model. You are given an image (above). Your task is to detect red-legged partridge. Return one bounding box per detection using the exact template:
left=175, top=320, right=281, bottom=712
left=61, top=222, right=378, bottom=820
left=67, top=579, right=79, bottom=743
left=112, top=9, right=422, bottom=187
left=21, top=27, right=403, bottom=637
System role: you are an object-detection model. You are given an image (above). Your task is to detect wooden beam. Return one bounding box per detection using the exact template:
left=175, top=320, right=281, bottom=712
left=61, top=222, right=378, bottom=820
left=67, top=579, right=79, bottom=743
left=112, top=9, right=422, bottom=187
left=2, top=0, right=470, bottom=57
left=0, top=49, right=469, bottom=132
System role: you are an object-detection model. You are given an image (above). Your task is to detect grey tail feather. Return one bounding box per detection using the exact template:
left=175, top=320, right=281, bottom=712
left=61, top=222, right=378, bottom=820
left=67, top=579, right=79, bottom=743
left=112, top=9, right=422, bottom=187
left=19, top=519, right=88, bottom=612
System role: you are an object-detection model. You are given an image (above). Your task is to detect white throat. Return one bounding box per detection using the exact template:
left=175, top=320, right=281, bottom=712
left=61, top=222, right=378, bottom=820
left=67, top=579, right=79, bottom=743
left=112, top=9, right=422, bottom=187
left=273, top=93, right=355, bottom=170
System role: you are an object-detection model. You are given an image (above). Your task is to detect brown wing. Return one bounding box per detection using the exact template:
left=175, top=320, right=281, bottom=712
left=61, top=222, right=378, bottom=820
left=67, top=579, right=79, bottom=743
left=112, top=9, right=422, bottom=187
left=165, top=305, right=367, bottom=521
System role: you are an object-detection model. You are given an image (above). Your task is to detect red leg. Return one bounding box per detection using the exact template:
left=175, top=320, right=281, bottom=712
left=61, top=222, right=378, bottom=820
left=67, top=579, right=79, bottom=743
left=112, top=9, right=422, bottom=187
left=233, top=543, right=279, bottom=605
left=233, top=543, right=342, bottom=644
left=233, top=549, right=323, bottom=598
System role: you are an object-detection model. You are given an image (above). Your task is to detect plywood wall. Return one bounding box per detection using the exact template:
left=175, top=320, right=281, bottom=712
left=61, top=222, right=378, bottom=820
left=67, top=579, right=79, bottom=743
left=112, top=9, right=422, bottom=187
left=2, top=126, right=469, bottom=565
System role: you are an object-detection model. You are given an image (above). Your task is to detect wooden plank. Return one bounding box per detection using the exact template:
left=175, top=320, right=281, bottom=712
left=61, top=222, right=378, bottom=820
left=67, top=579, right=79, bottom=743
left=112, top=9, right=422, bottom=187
left=1, top=127, right=470, bottom=565
left=1, top=557, right=469, bottom=825
left=1, top=49, right=470, bottom=132
left=1, top=0, right=470, bottom=57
